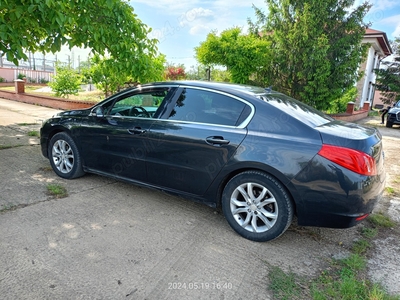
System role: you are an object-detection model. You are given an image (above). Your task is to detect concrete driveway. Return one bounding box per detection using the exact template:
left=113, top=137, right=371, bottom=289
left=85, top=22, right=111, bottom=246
left=1, top=98, right=399, bottom=299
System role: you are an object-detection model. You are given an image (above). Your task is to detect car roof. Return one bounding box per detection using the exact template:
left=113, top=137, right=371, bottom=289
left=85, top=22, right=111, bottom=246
left=139, top=80, right=273, bottom=97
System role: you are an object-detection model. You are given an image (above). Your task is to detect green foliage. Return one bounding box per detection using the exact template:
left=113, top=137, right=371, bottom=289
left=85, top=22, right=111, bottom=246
left=375, top=38, right=400, bottom=104
left=17, top=73, right=25, bottom=80
left=48, top=64, right=82, bottom=98
left=212, top=68, right=231, bottom=82
left=325, top=87, right=358, bottom=114
left=186, top=65, right=231, bottom=82
left=86, top=53, right=165, bottom=97
left=0, top=0, right=159, bottom=81
left=195, top=27, right=271, bottom=84
left=0, top=76, right=4, bottom=83
left=368, top=212, right=396, bottom=228
left=248, top=0, right=370, bottom=110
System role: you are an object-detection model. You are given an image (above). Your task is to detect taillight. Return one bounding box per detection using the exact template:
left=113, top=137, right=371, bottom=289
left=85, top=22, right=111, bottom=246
left=318, top=144, right=377, bottom=176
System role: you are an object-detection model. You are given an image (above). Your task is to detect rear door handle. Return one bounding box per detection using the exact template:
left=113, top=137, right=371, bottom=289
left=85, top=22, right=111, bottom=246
left=128, top=127, right=146, bottom=135
left=206, top=136, right=230, bottom=145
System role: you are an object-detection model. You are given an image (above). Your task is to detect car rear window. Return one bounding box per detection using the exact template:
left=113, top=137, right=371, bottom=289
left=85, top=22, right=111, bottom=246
left=260, top=93, right=333, bottom=127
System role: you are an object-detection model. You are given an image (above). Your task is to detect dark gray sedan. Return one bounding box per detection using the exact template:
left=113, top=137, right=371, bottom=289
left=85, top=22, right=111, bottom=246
left=40, top=81, right=385, bottom=242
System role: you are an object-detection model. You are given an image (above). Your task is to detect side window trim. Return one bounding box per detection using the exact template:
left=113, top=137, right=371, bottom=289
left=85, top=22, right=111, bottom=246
left=101, top=86, right=178, bottom=119
left=158, top=86, right=255, bottom=128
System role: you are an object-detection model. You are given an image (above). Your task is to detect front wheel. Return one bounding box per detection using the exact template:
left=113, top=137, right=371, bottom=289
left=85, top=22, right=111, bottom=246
left=222, top=171, right=294, bottom=242
left=386, top=121, right=393, bottom=128
left=48, top=132, right=85, bottom=179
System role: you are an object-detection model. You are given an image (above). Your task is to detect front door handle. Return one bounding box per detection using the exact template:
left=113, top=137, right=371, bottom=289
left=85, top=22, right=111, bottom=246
left=128, top=127, right=146, bottom=135
left=206, top=136, right=230, bottom=145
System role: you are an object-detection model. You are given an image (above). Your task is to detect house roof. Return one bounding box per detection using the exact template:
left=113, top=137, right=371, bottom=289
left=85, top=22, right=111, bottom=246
left=364, top=28, right=393, bottom=56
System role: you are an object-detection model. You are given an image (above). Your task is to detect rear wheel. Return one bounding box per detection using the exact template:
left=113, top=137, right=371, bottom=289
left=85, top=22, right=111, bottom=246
left=48, top=132, right=85, bottom=179
left=222, top=171, right=293, bottom=242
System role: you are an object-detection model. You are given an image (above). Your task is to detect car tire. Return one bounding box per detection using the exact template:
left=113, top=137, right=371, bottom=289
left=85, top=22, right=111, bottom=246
left=48, top=132, right=85, bottom=179
left=386, top=122, right=393, bottom=128
left=222, top=171, right=294, bottom=242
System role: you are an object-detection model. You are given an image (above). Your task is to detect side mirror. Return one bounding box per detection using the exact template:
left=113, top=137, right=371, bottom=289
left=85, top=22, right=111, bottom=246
left=91, top=106, right=105, bottom=118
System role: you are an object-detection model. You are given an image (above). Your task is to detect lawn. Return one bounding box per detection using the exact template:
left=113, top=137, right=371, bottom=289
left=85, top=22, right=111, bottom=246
left=0, top=85, right=105, bottom=102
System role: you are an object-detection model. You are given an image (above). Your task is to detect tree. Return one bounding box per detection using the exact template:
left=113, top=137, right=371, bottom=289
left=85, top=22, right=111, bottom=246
left=247, top=0, right=371, bottom=111
left=0, top=0, right=158, bottom=81
left=186, top=65, right=231, bottom=82
left=375, top=38, right=400, bottom=104
left=87, top=54, right=165, bottom=97
left=48, top=64, right=82, bottom=98
left=195, top=27, right=271, bottom=84
left=164, top=64, right=186, bottom=81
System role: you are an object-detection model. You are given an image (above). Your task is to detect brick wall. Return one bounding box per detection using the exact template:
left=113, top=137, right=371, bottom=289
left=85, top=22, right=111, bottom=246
left=0, top=90, right=95, bottom=110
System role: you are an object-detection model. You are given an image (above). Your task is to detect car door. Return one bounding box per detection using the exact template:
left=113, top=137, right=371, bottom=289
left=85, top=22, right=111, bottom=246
left=78, top=86, right=176, bottom=182
left=144, top=87, right=252, bottom=196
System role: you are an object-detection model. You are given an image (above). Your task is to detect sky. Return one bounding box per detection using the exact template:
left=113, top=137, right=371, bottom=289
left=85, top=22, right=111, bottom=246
left=58, top=0, right=400, bottom=69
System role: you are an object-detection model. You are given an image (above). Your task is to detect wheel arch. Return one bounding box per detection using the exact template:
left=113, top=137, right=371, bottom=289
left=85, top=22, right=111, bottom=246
left=212, top=165, right=299, bottom=215
left=43, top=126, right=73, bottom=157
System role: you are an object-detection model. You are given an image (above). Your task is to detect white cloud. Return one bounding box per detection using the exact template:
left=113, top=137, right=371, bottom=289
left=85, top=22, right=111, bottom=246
left=372, top=13, right=400, bottom=38
left=189, top=24, right=210, bottom=35
left=369, top=0, right=399, bottom=13
left=179, top=7, right=214, bottom=27
left=130, top=0, right=200, bottom=14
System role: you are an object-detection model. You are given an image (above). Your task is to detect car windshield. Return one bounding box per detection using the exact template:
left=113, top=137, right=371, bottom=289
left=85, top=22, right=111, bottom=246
left=259, top=93, right=334, bottom=127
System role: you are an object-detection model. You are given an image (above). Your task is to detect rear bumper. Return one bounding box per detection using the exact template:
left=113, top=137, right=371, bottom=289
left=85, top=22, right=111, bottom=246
left=291, top=155, right=385, bottom=228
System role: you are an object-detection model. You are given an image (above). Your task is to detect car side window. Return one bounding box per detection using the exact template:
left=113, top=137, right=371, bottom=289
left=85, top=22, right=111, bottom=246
left=106, top=89, right=169, bottom=118
left=166, top=88, right=247, bottom=126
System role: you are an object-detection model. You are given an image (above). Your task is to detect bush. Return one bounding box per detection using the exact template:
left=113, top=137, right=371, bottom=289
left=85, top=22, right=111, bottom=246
left=0, top=76, right=5, bottom=83
left=48, top=64, right=82, bottom=98
left=326, top=87, right=358, bottom=114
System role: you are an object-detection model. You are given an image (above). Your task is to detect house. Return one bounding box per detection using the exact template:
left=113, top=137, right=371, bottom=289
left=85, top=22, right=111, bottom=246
left=356, top=28, right=392, bottom=108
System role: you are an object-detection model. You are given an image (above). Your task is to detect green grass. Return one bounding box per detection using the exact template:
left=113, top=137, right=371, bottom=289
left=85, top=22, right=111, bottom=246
left=368, top=110, right=380, bottom=117
left=17, top=123, right=37, bottom=126
left=352, top=239, right=371, bottom=255
left=27, top=130, right=39, bottom=137
left=361, top=227, right=378, bottom=239
left=0, top=85, right=104, bottom=102
left=0, top=144, right=24, bottom=150
left=385, top=187, right=396, bottom=196
left=0, top=204, right=16, bottom=213
left=46, top=184, right=68, bottom=198
left=368, top=212, right=396, bottom=228
left=268, top=266, right=303, bottom=300
left=267, top=212, right=399, bottom=300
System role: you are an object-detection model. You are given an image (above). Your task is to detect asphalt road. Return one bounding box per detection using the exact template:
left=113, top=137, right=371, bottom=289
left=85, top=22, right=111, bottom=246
left=0, top=98, right=399, bottom=299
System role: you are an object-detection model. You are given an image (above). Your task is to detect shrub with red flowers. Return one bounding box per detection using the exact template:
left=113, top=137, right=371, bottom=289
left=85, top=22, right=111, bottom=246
left=164, top=65, right=186, bottom=80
